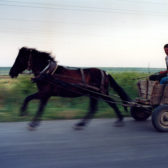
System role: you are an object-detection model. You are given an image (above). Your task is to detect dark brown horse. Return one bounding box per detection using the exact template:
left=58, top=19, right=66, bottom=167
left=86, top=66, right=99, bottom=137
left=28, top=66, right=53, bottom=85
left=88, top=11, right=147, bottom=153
left=9, top=47, right=131, bottom=129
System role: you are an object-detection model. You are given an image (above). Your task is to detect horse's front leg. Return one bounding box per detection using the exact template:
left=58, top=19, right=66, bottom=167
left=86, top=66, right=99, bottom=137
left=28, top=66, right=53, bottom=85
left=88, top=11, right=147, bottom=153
left=29, top=97, right=49, bottom=130
left=20, top=92, right=41, bottom=116
left=74, top=97, right=98, bottom=130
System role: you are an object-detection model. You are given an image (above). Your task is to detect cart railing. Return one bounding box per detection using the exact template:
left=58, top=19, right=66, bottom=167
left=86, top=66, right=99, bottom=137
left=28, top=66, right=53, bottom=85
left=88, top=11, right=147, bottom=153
left=137, top=79, right=168, bottom=105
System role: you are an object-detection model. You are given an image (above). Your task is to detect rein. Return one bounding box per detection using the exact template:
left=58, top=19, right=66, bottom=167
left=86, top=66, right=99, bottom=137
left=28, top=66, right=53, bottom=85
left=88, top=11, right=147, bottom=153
left=42, top=74, right=151, bottom=110
left=27, top=49, right=33, bottom=71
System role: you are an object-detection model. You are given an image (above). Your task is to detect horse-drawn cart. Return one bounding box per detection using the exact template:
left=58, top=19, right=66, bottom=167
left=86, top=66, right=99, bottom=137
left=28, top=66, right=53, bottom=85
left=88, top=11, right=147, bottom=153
left=130, top=79, right=168, bottom=132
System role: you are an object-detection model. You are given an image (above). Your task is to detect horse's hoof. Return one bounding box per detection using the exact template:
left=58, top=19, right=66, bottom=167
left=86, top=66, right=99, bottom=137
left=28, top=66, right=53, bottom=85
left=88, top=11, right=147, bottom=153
left=73, top=122, right=86, bottom=130
left=28, top=122, right=39, bottom=131
left=20, top=113, right=27, bottom=117
left=73, top=125, right=84, bottom=130
left=113, top=120, right=125, bottom=127
left=27, top=125, right=36, bottom=131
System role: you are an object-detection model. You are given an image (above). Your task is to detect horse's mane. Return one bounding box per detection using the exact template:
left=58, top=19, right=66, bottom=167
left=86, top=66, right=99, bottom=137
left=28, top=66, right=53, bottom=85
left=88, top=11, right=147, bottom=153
left=22, top=47, right=55, bottom=62
left=36, top=50, right=55, bottom=62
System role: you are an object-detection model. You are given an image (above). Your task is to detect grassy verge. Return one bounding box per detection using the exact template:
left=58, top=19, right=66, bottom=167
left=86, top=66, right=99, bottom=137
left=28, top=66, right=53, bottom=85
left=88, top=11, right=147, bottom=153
left=0, top=72, right=148, bottom=122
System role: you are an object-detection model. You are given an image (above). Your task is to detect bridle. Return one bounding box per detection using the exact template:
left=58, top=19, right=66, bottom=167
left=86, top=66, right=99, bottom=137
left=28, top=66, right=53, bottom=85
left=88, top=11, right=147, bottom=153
left=26, top=49, right=58, bottom=76
left=27, top=49, right=33, bottom=71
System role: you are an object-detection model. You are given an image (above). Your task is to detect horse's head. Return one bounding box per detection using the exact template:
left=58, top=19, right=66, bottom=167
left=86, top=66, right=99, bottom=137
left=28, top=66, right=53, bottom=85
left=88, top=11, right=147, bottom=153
left=9, top=47, right=31, bottom=78
left=10, top=47, right=56, bottom=78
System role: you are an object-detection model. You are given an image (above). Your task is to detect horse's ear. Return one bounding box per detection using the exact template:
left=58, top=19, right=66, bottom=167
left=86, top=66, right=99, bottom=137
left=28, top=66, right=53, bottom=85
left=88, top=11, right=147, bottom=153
left=20, top=46, right=28, bottom=51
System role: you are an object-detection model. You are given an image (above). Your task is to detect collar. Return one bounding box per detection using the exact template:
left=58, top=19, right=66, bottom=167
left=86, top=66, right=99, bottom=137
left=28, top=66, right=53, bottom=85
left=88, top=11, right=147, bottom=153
left=40, top=60, right=58, bottom=75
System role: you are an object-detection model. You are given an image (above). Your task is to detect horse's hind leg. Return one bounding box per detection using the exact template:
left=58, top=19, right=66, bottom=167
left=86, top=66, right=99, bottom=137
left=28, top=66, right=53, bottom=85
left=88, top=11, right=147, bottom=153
left=20, top=92, right=40, bottom=116
left=74, top=97, right=98, bottom=130
left=101, top=95, right=124, bottom=127
left=29, top=97, right=49, bottom=130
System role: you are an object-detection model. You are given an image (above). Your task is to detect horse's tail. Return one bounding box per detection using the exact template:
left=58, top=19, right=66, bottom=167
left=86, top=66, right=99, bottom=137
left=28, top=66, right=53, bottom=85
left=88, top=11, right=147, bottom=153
left=108, top=74, right=131, bottom=111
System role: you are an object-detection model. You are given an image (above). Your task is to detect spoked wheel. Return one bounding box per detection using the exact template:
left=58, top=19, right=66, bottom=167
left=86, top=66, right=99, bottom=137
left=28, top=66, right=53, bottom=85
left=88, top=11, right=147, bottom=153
left=152, top=105, right=168, bottom=132
left=130, top=106, right=152, bottom=121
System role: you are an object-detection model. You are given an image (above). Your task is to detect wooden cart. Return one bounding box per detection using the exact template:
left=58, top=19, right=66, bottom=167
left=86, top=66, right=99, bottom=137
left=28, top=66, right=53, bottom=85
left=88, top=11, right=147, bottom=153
left=130, top=79, right=168, bottom=132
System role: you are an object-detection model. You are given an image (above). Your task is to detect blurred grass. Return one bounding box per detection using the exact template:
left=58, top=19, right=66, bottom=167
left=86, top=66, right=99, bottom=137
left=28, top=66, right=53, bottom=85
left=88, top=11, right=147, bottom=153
left=0, top=72, right=148, bottom=122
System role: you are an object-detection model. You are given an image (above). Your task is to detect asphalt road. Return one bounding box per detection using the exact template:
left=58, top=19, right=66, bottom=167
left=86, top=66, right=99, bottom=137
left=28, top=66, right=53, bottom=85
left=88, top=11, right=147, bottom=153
left=0, top=118, right=168, bottom=168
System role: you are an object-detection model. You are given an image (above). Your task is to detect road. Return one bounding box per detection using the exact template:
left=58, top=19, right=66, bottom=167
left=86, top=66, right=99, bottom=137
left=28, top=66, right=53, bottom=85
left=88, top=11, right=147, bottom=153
left=0, top=118, right=168, bottom=168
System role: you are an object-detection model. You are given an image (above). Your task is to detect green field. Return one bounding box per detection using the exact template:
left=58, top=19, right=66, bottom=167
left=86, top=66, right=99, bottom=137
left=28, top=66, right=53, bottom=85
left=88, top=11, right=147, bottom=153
left=0, top=71, right=149, bottom=122
left=0, top=67, right=164, bottom=75
left=0, top=67, right=11, bottom=75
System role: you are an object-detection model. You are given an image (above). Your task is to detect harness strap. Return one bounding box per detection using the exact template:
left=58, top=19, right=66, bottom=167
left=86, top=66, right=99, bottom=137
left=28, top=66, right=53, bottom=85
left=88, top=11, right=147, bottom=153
left=80, top=69, right=105, bottom=93
left=100, top=70, right=105, bottom=93
left=80, top=69, right=86, bottom=84
left=48, top=61, right=58, bottom=75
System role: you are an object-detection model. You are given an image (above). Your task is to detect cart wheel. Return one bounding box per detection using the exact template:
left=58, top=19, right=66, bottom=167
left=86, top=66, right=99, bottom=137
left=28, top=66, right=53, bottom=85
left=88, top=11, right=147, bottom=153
left=130, top=106, right=151, bottom=121
left=152, top=105, right=168, bottom=132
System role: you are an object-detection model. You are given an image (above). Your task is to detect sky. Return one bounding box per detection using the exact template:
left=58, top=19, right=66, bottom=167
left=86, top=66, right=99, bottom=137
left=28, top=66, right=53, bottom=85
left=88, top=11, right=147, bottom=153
left=0, top=0, right=168, bottom=68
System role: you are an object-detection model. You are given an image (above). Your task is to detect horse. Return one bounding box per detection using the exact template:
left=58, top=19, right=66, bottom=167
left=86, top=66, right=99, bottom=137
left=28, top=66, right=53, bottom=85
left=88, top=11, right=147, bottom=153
left=9, top=47, right=131, bottom=130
